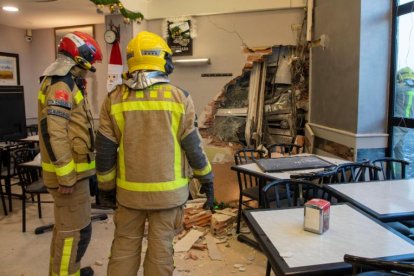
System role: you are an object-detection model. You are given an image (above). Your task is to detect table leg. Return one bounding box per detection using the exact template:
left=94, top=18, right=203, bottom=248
left=237, top=234, right=261, bottom=251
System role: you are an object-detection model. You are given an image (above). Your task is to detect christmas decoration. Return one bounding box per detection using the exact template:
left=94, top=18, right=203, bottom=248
left=90, top=0, right=144, bottom=23
left=107, top=40, right=123, bottom=92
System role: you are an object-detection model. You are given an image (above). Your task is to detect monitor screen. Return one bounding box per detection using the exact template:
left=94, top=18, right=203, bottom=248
left=0, top=86, right=27, bottom=141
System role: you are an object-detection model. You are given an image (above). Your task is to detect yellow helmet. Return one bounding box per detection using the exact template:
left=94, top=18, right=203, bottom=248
left=397, top=67, right=414, bottom=82
left=126, top=31, right=173, bottom=74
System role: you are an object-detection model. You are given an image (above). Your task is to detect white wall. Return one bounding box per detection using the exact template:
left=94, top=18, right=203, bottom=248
left=0, top=24, right=108, bottom=124
left=146, top=9, right=305, bottom=115
left=0, top=25, right=36, bottom=120
left=123, top=0, right=306, bottom=19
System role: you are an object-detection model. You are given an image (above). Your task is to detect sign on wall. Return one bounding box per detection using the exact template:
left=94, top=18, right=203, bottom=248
left=164, top=17, right=197, bottom=56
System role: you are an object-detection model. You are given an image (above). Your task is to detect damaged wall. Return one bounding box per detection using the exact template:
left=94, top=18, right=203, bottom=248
left=200, top=45, right=309, bottom=147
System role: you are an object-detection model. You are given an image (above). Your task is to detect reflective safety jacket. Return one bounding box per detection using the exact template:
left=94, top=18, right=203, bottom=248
left=37, top=68, right=96, bottom=188
left=395, top=82, right=414, bottom=118
left=96, top=83, right=213, bottom=210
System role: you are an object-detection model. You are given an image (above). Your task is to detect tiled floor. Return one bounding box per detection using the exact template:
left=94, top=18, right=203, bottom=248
left=0, top=187, right=268, bottom=276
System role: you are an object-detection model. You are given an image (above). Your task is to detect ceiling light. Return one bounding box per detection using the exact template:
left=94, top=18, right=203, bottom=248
left=2, top=6, right=19, bottom=12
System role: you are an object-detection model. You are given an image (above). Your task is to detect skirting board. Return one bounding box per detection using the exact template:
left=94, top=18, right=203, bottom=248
left=307, top=123, right=388, bottom=149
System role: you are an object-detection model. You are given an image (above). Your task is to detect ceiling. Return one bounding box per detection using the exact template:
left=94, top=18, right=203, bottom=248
left=0, top=0, right=306, bottom=30
left=0, top=0, right=105, bottom=30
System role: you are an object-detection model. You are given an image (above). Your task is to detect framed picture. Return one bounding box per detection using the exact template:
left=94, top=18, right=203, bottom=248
left=54, top=24, right=95, bottom=56
left=166, top=19, right=193, bottom=56
left=0, top=52, right=20, bottom=86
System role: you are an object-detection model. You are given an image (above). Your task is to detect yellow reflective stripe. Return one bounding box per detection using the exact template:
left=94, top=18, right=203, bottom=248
left=60, top=237, right=74, bottom=276
left=97, top=168, right=116, bottom=182
left=405, top=90, right=414, bottom=117
left=42, top=161, right=95, bottom=174
left=110, top=101, right=185, bottom=115
left=164, top=91, right=172, bottom=98
left=150, top=90, right=158, bottom=98
left=74, top=90, right=84, bottom=104
left=135, top=91, right=144, bottom=98
left=122, top=89, right=129, bottom=100
left=76, top=160, right=95, bottom=172
left=54, top=160, right=75, bottom=176
left=38, top=91, right=45, bottom=104
left=42, top=162, right=55, bottom=172
left=117, top=177, right=188, bottom=192
left=171, top=102, right=182, bottom=181
left=193, top=162, right=212, bottom=177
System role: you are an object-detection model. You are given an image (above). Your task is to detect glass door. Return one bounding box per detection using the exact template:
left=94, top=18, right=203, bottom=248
left=390, top=1, right=414, bottom=177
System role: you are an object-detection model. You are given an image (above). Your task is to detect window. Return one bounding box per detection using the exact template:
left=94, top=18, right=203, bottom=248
left=389, top=1, right=414, bottom=177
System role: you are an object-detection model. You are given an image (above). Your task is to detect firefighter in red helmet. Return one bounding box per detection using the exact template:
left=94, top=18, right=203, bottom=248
left=37, top=31, right=102, bottom=276
left=96, top=31, right=214, bottom=275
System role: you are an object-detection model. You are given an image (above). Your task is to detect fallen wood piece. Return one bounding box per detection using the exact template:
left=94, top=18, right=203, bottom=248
left=215, top=208, right=237, bottom=217
left=174, top=229, right=204, bottom=252
left=184, top=251, right=199, bottom=260
left=184, top=210, right=211, bottom=223
left=211, top=213, right=235, bottom=234
left=184, top=216, right=211, bottom=229
left=177, top=230, right=187, bottom=240
left=191, top=243, right=207, bottom=250
left=206, top=235, right=223, bottom=261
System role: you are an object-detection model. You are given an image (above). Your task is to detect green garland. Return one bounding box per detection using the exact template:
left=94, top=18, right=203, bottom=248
left=90, top=0, right=144, bottom=23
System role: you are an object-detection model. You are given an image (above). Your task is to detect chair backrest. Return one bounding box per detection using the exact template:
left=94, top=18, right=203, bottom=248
left=332, top=162, right=381, bottom=183
left=344, top=254, right=414, bottom=275
left=371, top=157, right=410, bottom=180
left=17, top=165, right=42, bottom=189
left=266, top=143, right=303, bottom=158
left=234, top=148, right=265, bottom=165
left=262, top=179, right=332, bottom=208
left=13, top=148, right=35, bottom=166
left=26, top=124, right=38, bottom=136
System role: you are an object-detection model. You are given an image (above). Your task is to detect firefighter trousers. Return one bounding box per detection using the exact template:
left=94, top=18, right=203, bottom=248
left=48, top=178, right=92, bottom=276
left=108, top=204, right=184, bottom=276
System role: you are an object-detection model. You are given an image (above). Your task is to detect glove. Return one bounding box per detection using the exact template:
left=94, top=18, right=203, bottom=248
left=200, top=182, right=215, bottom=211
left=97, top=189, right=116, bottom=210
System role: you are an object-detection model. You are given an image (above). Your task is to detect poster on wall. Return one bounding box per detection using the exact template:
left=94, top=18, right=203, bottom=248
left=166, top=19, right=193, bottom=56
left=0, top=52, right=20, bottom=86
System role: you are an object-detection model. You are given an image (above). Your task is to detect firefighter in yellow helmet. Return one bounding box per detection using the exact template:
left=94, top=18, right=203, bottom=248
left=394, top=67, right=414, bottom=160
left=95, top=31, right=214, bottom=276
left=38, top=31, right=102, bottom=276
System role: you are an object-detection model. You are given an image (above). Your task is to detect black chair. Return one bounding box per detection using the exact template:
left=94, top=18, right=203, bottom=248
left=344, top=254, right=414, bottom=275
left=265, top=143, right=303, bottom=158
left=332, top=162, right=381, bottom=183
left=262, top=178, right=332, bottom=209
left=0, top=150, right=7, bottom=216
left=17, top=164, right=49, bottom=232
left=0, top=144, right=29, bottom=213
left=26, top=124, right=38, bottom=136
left=234, top=148, right=266, bottom=234
left=290, top=168, right=338, bottom=204
left=10, top=147, right=38, bottom=177
left=261, top=179, right=334, bottom=275
left=371, top=157, right=410, bottom=181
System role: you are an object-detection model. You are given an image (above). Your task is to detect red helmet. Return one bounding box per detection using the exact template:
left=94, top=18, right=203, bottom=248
left=58, top=31, right=102, bottom=72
